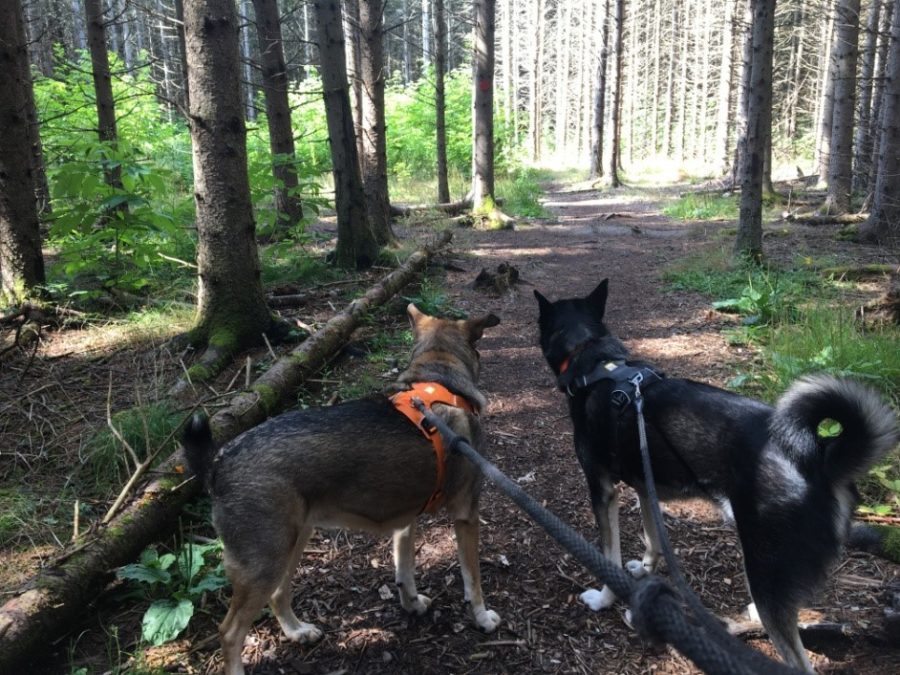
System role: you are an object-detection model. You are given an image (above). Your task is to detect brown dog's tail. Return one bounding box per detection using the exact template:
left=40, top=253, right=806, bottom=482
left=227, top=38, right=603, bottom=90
left=770, top=374, right=899, bottom=484
left=182, top=413, right=216, bottom=489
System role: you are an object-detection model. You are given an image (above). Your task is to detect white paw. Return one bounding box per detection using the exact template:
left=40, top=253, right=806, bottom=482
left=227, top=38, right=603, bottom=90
left=401, top=593, right=432, bottom=616
left=625, top=559, right=649, bottom=579
left=745, top=602, right=761, bottom=624
left=284, top=622, right=323, bottom=644
left=580, top=587, right=616, bottom=611
left=475, top=608, right=501, bottom=633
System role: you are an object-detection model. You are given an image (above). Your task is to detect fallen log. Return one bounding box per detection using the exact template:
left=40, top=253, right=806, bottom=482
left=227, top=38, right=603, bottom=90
left=390, top=198, right=472, bottom=218
left=820, top=263, right=896, bottom=280
left=0, top=230, right=452, bottom=671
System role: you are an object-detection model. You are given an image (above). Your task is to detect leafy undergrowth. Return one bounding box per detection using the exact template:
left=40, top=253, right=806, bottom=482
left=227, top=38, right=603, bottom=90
left=664, top=249, right=900, bottom=516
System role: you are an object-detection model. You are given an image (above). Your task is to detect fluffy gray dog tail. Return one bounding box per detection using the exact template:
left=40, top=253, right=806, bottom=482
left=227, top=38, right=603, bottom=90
left=182, top=413, right=216, bottom=488
left=770, top=374, right=899, bottom=484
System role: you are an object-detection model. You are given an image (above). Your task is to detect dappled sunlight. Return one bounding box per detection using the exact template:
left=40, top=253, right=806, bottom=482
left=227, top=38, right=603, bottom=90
left=541, top=194, right=648, bottom=209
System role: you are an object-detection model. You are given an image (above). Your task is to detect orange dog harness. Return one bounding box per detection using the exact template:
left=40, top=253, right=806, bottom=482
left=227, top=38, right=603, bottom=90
left=389, top=382, right=477, bottom=513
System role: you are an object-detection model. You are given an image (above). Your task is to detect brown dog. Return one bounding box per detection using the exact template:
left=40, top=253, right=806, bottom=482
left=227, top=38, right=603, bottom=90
left=183, top=305, right=501, bottom=675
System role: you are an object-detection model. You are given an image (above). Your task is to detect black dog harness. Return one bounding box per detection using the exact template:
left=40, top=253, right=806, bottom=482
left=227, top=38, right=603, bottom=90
left=559, top=358, right=665, bottom=408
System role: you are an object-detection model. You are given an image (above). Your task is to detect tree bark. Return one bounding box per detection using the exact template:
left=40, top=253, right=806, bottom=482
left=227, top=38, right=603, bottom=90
left=0, top=0, right=46, bottom=300
left=358, top=0, right=395, bottom=246
left=343, top=0, right=364, bottom=162
left=0, top=233, right=451, bottom=671
left=184, top=0, right=272, bottom=356
left=590, top=0, right=612, bottom=179
left=859, top=0, right=900, bottom=247
left=315, top=0, right=380, bottom=268
left=174, top=0, right=191, bottom=114
left=735, top=0, right=776, bottom=261
left=239, top=0, right=257, bottom=121
left=471, top=0, right=496, bottom=208
left=434, top=0, right=451, bottom=203
left=553, top=0, right=570, bottom=155
left=824, top=0, right=861, bottom=214
left=252, top=0, right=304, bottom=233
left=609, top=0, right=624, bottom=187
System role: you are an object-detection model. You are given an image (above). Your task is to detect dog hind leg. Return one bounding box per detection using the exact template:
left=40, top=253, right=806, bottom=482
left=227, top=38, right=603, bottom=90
left=392, top=521, right=432, bottom=615
left=625, top=493, right=662, bottom=580
left=454, top=515, right=501, bottom=632
left=218, top=564, right=281, bottom=675
left=583, top=478, right=621, bottom=610
left=754, top=600, right=813, bottom=672
left=269, top=524, right=322, bottom=644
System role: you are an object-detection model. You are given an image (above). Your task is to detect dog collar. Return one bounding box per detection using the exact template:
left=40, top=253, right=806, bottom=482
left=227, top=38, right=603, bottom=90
left=560, top=359, right=664, bottom=408
left=389, top=382, right=477, bottom=513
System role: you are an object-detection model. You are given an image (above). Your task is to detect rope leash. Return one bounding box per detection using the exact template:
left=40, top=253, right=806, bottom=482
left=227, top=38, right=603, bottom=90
left=411, top=398, right=801, bottom=675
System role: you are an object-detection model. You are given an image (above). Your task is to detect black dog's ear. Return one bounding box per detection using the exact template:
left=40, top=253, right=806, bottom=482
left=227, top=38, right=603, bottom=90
left=534, top=289, right=552, bottom=317
left=587, top=279, right=609, bottom=319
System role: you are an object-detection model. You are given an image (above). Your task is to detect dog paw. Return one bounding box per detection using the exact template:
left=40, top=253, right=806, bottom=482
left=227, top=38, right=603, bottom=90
left=580, top=587, right=616, bottom=611
left=475, top=608, right=501, bottom=633
left=401, top=593, right=432, bottom=616
left=625, top=559, right=649, bottom=579
left=284, top=622, right=323, bottom=645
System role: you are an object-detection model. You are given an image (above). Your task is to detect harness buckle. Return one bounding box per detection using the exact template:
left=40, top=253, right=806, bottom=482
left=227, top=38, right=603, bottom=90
left=611, top=389, right=631, bottom=408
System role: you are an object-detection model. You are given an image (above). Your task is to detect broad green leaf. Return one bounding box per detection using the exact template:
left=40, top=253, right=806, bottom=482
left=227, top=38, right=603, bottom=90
left=141, top=598, right=194, bottom=646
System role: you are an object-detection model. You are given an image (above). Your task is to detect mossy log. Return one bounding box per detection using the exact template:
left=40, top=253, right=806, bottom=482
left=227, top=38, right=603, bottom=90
left=0, top=230, right=452, bottom=670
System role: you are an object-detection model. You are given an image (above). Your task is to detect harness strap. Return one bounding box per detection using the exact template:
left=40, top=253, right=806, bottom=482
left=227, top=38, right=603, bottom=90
left=389, top=382, right=477, bottom=513
left=560, top=359, right=664, bottom=405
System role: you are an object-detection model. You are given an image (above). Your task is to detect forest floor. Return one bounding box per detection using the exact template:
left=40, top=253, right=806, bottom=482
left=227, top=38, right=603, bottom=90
left=4, top=175, right=900, bottom=674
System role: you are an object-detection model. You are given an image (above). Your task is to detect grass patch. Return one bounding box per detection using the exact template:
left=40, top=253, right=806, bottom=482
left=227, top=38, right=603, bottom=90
left=403, top=277, right=467, bottom=319
left=86, top=401, right=182, bottom=489
left=664, top=193, right=738, bottom=221
left=261, top=245, right=337, bottom=287
left=496, top=169, right=548, bottom=218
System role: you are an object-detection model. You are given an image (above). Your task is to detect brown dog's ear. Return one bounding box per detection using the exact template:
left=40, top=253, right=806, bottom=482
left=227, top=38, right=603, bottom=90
left=465, top=313, right=501, bottom=342
left=587, top=279, right=609, bottom=319
left=407, top=303, right=428, bottom=334
left=534, top=289, right=552, bottom=317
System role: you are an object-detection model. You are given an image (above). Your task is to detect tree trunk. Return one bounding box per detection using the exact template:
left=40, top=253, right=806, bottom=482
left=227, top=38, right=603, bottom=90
left=358, top=0, right=395, bottom=246
left=590, top=0, right=612, bottom=179
left=85, top=0, right=124, bottom=195
left=0, top=0, right=46, bottom=300
left=662, top=0, right=677, bottom=156
left=675, top=0, right=689, bottom=162
left=471, top=0, right=496, bottom=208
left=184, top=0, right=272, bottom=355
left=0, top=234, right=450, bottom=672
left=817, top=9, right=838, bottom=185
left=421, top=0, right=431, bottom=62
left=859, top=0, right=900, bottom=246
left=735, top=0, right=775, bottom=261
left=174, top=0, right=191, bottom=113
left=714, top=0, right=736, bottom=175
left=528, top=0, right=544, bottom=161
left=434, top=0, right=451, bottom=202
left=853, top=0, right=883, bottom=195
left=732, top=0, right=752, bottom=186
left=252, top=0, right=304, bottom=234
left=343, top=0, right=364, bottom=162
left=609, top=0, right=624, bottom=187
left=553, top=0, right=570, bottom=155
left=867, top=3, right=894, bottom=195
left=315, top=0, right=380, bottom=268
left=824, top=0, right=861, bottom=214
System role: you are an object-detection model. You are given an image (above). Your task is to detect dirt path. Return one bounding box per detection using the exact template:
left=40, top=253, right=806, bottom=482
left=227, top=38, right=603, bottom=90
left=40, top=182, right=900, bottom=674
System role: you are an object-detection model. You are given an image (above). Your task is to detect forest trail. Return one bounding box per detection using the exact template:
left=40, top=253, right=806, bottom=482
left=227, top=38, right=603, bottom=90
left=30, top=181, right=898, bottom=674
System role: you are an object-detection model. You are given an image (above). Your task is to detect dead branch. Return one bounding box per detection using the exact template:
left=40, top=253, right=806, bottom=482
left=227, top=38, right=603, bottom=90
left=390, top=198, right=472, bottom=218
left=819, top=264, right=896, bottom=280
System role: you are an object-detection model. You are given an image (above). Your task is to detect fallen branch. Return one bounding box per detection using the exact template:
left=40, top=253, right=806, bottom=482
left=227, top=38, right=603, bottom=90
left=819, top=264, right=896, bottom=279
left=0, top=231, right=452, bottom=670
left=785, top=212, right=868, bottom=225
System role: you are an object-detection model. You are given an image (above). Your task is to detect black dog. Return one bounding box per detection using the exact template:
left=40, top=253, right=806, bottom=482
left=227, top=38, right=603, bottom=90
left=534, top=279, right=898, bottom=671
